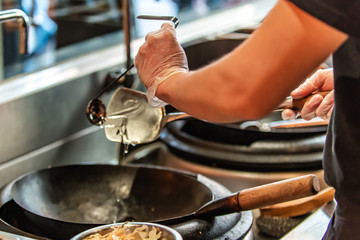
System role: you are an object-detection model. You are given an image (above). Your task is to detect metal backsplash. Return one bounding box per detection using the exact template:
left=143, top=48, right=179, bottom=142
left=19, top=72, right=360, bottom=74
left=0, top=43, right=128, bottom=187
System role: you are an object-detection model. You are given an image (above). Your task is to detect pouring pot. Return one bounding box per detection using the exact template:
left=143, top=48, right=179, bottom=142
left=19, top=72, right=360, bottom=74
left=103, top=37, right=328, bottom=144
left=9, top=165, right=319, bottom=239
left=104, top=87, right=328, bottom=145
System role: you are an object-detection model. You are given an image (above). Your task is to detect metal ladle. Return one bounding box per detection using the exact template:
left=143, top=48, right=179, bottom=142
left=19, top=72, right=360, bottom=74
left=86, top=15, right=179, bottom=126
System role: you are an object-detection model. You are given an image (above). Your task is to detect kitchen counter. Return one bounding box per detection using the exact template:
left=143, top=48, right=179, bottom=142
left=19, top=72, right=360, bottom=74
left=281, top=201, right=335, bottom=240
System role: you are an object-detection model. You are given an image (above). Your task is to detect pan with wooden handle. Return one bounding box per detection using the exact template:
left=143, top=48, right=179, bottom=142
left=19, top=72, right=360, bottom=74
left=259, top=187, right=335, bottom=217
left=158, top=174, right=320, bottom=224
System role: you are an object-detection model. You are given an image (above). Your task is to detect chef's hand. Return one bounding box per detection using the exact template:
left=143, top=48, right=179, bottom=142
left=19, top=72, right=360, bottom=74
left=134, top=23, right=188, bottom=107
left=282, top=68, right=335, bottom=120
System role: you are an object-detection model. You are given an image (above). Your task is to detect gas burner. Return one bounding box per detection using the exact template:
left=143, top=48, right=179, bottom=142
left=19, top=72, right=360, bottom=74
left=160, top=119, right=326, bottom=171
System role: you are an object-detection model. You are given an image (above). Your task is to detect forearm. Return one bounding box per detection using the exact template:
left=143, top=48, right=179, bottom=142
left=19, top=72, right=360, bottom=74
left=156, top=59, right=279, bottom=123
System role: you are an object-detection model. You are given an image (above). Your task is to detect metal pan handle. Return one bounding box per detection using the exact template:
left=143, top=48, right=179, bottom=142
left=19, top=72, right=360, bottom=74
left=136, top=15, right=179, bottom=28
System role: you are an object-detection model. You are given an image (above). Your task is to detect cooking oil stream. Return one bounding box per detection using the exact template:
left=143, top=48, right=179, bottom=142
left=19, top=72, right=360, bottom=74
left=112, top=117, right=134, bottom=223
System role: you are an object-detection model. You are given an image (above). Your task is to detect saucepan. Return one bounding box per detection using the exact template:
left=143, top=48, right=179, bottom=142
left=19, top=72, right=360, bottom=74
left=9, top=165, right=319, bottom=239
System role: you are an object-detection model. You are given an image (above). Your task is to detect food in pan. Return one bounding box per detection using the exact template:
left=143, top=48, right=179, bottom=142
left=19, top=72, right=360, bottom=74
left=83, top=224, right=168, bottom=240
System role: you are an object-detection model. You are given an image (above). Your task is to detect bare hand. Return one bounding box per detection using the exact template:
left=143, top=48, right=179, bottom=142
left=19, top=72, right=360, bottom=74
left=282, top=68, right=334, bottom=120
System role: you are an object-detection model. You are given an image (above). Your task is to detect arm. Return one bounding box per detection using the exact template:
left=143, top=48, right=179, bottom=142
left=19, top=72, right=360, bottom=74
left=135, top=0, right=347, bottom=122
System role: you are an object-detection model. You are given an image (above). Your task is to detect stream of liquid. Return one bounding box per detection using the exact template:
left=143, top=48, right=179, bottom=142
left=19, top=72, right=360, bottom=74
left=104, top=97, right=142, bottom=223
left=112, top=119, right=135, bottom=223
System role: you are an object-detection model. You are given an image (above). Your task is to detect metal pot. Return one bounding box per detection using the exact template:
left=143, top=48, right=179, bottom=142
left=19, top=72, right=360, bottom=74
left=70, top=222, right=183, bottom=240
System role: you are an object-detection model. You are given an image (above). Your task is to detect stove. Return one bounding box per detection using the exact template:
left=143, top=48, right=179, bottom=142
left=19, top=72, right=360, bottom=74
left=121, top=118, right=329, bottom=239
left=0, top=115, right=329, bottom=240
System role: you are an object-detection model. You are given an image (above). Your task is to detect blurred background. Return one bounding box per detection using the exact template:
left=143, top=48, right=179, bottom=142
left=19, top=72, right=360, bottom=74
left=0, top=0, right=248, bottom=79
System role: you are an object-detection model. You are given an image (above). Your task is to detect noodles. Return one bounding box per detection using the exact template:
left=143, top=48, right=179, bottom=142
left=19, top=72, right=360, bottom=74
left=83, top=224, right=168, bottom=240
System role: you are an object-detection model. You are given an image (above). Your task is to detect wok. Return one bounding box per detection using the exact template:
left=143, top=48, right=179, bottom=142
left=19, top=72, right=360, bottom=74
left=10, top=165, right=319, bottom=239
left=9, top=165, right=212, bottom=239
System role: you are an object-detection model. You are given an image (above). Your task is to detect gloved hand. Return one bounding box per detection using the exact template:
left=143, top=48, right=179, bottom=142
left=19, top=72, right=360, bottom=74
left=134, top=23, right=189, bottom=107
left=282, top=68, right=335, bottom=120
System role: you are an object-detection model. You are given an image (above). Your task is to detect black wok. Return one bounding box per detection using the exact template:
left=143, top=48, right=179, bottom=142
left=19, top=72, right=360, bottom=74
left=10, top=165, right=213, bottom=239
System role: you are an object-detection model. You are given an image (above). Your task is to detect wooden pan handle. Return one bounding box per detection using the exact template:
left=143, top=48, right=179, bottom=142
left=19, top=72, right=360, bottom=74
left=292, top=91, right=331, bottom=110
left=237, top=174, right=320, bottom=211
left=259, top=187, right=335, bottom=217
left=194, top=175, right=320, bottom=219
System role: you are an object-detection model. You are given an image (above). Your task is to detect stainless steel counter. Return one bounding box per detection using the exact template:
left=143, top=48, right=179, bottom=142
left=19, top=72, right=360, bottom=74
left=281, top=202, right=335, bottom=240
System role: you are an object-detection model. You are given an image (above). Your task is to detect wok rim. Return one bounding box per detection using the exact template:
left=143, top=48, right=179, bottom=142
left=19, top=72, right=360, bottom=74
left=10, top=164, right=214, bottom=226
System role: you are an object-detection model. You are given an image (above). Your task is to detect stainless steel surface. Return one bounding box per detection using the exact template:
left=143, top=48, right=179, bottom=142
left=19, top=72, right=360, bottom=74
left=0, top=67, right=116, bottom=167
left=281, top=202, right=335, bottom=240
left=0, top=127, right=116, bottom=188
left=70, top=222, right=183, bottom=240
left=0, top=9, right=29, bottom=55
left=239, top=118, right=329, bottom=132
left=104, top=88, right=189, bottom=144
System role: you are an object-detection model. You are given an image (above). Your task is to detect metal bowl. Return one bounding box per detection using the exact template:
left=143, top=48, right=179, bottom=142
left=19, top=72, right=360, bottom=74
left=70, top=222, right=183, bottom=240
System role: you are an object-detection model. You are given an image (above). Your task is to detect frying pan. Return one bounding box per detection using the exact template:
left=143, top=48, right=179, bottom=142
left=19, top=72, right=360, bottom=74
left=10, top=165, right=319, bottom=239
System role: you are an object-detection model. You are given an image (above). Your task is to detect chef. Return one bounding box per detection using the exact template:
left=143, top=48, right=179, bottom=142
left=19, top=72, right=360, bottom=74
left=134, top=0, right=359, bottom=239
